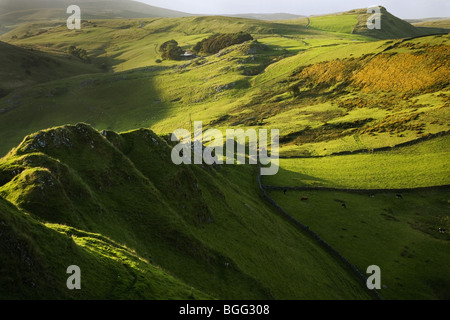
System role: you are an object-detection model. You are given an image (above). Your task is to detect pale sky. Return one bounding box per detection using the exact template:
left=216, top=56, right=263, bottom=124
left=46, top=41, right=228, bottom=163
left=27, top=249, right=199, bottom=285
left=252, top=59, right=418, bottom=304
left=136, top=0, right=450, bottom=19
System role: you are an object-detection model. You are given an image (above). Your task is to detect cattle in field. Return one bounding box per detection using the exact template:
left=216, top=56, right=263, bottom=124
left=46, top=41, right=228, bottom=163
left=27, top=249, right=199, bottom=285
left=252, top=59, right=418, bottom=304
left=342, top=203, right=347, bottom=209
left=301, top=197, right=309, bottom=201
left=396, top=194, right=403, bottom=199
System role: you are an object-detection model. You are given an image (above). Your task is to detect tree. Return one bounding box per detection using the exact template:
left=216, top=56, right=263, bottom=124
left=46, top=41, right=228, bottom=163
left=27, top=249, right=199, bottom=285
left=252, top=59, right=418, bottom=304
left=66, top=45, right=90, bottom=63
left=159, top=40, right=184, bottom=61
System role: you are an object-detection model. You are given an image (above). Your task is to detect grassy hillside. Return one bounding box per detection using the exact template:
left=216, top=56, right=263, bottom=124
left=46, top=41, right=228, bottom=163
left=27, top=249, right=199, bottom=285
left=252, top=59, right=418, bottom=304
left=0, top=0, right=190, bottom=24
left=229, top=13, right=305, bottom=21
left=0, top=7, right=448, bottom=300
left=0, top=123, right=375, bottom=299
left=283, top=7, right=435, bottom=40
left=0, top=16, right=319, bottom=71
left=0, top=40, right=101, bottom=94
left=0, top=29, right=447, bottom=158
left=351, top=7, right=428, bottom=39
left=412, top=18, right=450, bottom=29
left=309, top=13, right=359, bottom=34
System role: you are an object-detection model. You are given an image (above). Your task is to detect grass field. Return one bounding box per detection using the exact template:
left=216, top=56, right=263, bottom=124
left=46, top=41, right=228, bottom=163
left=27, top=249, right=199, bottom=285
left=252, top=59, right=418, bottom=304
left=265, top=135, right=450, bottom=189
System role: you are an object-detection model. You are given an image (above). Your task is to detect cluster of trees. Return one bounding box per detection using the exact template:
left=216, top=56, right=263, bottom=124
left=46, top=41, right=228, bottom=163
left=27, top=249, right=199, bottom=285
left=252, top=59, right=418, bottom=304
left=159, top=40, right=184, bottom=61
left=159, top=32, right=253, bottom=61
left=193, top=32, right=253, bottom=55
left=66, top=46, right=90, bottom=63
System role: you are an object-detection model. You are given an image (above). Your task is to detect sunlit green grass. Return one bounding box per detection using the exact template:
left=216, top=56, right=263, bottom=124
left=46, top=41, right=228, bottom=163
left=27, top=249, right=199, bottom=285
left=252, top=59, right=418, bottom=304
left=0, top=124, right=375, bottom=299
left=310, top=14, right=359, bottom=33
left=265, top=136, right=450, bottom=189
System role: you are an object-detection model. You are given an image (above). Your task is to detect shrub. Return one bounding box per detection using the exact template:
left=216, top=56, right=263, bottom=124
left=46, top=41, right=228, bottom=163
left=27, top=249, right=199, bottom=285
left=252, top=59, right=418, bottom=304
left=67, top=46, right=90, bottom=63
left=288, top=84, right=300, bottom=97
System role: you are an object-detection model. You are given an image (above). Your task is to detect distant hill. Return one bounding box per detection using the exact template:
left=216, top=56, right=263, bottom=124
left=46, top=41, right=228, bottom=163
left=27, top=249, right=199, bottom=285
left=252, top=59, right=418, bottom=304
left=228, top=13, right=305, bottom=21
left=0, top=0, right=190, bottom=25
left=351, top=7, right=432, bottom=39
left=406, top=17, right=449, bottom=24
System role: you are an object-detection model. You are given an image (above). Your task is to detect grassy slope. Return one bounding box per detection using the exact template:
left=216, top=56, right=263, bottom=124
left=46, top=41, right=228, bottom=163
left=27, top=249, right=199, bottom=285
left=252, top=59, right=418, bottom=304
left=0, top=123, right=374, bottom=299
left=265, top=136, right=450, bottom=189
left=283, top=7, right=434, bottom=40
left=0, top=0, right=190, bottom=24
left=352, top=7, right=428, bottom=39
left=0, top=195, right=211, bottom=299
left=0, top=40, right=101, bottom=92
left=0, top=16, right=319, bottom=69
left=1, top=31, right=448, bottom=158
left=0, top=17, right=366, bottom=156
left=309, top=14, right=359, bottom=34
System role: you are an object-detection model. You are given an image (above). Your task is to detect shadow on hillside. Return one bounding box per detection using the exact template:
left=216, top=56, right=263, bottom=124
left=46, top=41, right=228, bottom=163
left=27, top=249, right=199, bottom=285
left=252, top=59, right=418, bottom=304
left=0, top=61, right=174, bottom=156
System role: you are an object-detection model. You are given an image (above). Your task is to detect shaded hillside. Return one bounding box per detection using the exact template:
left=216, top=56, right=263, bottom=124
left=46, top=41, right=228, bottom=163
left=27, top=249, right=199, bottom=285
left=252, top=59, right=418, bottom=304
left=0, top=41, right=101, bottom=94
left=0, top=123, right=374, bottom=299
left=204, top=35, right=450, bottom=156
left=0, top=195, right=211, bottom=299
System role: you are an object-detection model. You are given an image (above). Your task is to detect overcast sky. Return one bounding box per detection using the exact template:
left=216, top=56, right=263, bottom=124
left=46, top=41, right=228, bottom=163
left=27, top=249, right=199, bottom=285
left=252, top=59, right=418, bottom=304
left=136, top=0, right=450, bottom=19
